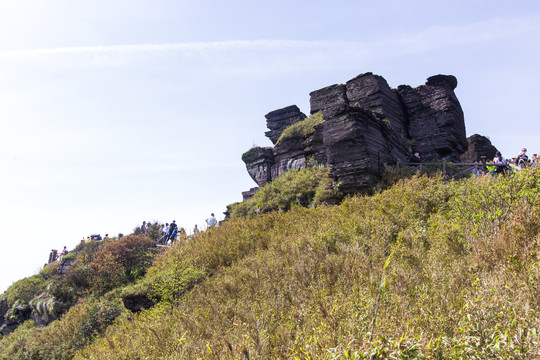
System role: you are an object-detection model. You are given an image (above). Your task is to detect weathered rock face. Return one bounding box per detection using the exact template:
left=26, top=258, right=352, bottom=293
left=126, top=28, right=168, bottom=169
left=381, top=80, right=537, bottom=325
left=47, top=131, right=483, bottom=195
left=242, top=147, right=274, bottom=187
left=0, top=300, right=8, bottom=329
left=460, top=134, right=498, bottom=163
left=345, top=73, right=406, bottom=137
left=397, top=75, right=467, bottom=161
left=310, top=84, right=348, bottom=114
left=264, top=105, right=306, bottom=144
left=321, top=104, right=409, bottom=193
left=271, top=136, right=308, bottom=180
left=242, top=72, right=479, bottom=196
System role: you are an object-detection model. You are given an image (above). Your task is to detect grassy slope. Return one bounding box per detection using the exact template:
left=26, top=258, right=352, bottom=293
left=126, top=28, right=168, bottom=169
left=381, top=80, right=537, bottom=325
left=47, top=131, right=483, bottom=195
left=3, top=168, right=540, bottom=359
left=80, top=169, right=540, bottom=359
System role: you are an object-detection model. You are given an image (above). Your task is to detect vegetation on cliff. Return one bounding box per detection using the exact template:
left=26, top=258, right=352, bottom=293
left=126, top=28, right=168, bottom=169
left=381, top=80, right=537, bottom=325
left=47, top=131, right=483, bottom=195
left=229, top=166, right=341, bottom=218
left=2, top=166, right=540, bottom=359
left=276, top=111, right=324, bottom=144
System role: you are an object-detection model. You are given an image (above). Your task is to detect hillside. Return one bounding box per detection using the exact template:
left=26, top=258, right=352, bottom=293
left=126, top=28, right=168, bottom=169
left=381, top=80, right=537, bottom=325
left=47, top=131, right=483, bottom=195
left=2, top=166, right=540, bottom=359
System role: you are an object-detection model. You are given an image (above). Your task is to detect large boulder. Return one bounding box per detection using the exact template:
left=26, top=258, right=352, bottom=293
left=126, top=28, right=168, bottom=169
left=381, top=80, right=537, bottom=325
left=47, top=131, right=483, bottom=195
left=264, top=105, right=306, bottom=145
left=397, top=75, right=467, bottom=161
left=241, top=147, right=274, bottom=187
left=460, top=134, right=498, bottom=163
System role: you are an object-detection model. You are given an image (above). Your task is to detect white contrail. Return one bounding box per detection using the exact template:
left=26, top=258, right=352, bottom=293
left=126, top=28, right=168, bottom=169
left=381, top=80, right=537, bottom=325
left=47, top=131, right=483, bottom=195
left=0, top=15, right=537, bottom=70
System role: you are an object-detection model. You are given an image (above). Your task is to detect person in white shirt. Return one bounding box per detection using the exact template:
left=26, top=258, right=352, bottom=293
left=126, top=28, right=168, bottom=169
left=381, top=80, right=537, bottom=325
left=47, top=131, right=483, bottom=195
left=206, top=213, right=217, bottom=228
left=494, top=151, right=506, bottom=174
left=163, top=223, right=169, bottom=237
left=193, top=224, right=200, bottom=234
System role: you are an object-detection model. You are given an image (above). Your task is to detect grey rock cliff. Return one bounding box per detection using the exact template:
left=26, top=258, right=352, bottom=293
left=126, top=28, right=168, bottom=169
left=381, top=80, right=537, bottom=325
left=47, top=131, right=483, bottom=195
left=397, top=75, right=467, bottom=161
left=242, top=72, right=489, bottom=198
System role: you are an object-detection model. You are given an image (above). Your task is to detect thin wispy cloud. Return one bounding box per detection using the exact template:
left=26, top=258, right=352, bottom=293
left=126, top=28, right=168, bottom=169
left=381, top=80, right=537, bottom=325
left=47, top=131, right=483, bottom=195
left=0, top=15, right=537, bottom=72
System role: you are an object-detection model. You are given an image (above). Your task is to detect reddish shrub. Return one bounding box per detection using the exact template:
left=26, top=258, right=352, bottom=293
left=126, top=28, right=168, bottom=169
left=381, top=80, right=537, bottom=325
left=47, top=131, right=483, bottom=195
left=88, top=235, right=156, bottom=294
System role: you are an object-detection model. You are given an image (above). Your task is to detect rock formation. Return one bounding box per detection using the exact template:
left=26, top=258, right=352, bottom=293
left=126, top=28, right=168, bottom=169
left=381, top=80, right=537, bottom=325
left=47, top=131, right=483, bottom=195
left=460, top=134, right=498, bottom=163
left=242, top=72, right=490, bottom=200
left=397, top=75, right=467, bottom=161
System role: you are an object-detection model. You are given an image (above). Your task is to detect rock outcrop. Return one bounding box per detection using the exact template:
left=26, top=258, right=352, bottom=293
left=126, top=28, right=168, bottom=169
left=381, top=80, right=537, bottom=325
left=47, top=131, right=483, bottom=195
left=460, top=134, right=498, bottom=163
left=397, top=75, right=467, bottom=161
left=242, top=72, right=489, bottom=199
left=265, top=105, right=306, bottom=144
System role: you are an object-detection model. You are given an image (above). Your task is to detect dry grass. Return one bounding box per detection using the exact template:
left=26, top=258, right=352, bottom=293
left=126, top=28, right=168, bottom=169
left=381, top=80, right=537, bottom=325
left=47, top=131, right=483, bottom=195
left=4, top=168, right=540, bottom=359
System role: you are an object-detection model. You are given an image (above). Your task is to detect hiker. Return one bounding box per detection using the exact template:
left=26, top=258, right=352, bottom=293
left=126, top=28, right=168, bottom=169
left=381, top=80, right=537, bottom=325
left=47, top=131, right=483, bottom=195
left=60, top=246, right=68, bottom=256
left=163, top=223, right=169, bottom=238
left=516, top=148, right=528, bottom=166
left=141, top=221, right=147, bottom=235
left=409, top=152, right=421, bottom=163
left=166, top=227, right=177, bottom=243
left=168, top=220, right=178, bottom=240
left=471, top=161, right=484, bottom=176
left=206, top=213, right=217, bottom=228
left=178, top=227, right=187, bottom=241
left=494, top=151, right=506, bottom=174
left=193, top=224, right=200, bottom=234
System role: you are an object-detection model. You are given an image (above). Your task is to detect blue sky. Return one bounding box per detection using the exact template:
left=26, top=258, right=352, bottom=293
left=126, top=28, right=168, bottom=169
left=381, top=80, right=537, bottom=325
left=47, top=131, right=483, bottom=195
left=1, top=0, right=539, bottom=292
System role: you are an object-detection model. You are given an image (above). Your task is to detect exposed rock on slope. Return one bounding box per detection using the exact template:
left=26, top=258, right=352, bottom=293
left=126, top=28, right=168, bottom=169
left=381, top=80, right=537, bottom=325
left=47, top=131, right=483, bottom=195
left=460, top=134, right=498, bottom=163
left=242, top=72, right=488, bottom=199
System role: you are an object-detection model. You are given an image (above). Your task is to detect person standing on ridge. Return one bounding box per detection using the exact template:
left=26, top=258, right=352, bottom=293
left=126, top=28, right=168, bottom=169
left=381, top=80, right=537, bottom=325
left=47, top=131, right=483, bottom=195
left=494, top=151, right=506, bottom=174
left=141, top=221, right=147, bottom=235
left=516, top=148, right=528, bottom=166
left=168, top=220, right=178, bottom=240
left=193, top=224, right=200, bottom=234
left=206, top=213, right=217, bottom=229
left=163, top=223, right=169, bottom=240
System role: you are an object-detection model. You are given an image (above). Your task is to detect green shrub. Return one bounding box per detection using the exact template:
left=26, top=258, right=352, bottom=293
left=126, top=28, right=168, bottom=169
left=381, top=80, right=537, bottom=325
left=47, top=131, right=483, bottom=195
left=276, top=111, right=324, bottom=144
left=229, top=165, right=341, bottom=217
left=0, top=298, right=124, bottom=360
left=2, top=275, right=47, bottom=305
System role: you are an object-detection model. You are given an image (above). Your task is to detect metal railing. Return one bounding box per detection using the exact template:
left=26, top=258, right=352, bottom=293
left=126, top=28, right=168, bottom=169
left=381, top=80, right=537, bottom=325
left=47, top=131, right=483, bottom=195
left=396, top=161, right=512, bottom=176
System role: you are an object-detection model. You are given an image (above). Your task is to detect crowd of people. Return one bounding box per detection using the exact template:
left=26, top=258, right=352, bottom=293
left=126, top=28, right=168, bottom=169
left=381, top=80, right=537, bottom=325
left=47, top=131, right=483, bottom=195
left=139, top=212, right=218, bottom=246
left=479, top=147, right=537, bottom=175
left=47, top=213, right=219, bottom=263
left=47, top=246, right=69, bottom=264
left=408, top=147, right=537, bottom=176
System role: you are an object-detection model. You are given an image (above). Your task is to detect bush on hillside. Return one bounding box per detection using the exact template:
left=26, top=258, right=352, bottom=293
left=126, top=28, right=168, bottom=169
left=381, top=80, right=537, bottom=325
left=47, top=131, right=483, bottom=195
left=133, top=221, right=162, bottom=240
left=229, top=166, right=341, bottom=217
left=2, top=275, right=47, bottom=305
left=48, top=235, right=157, bottom=302
left=0, top=298, right=124, bottom=360
left=88, top=235, right=157, bottom=295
